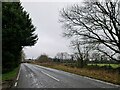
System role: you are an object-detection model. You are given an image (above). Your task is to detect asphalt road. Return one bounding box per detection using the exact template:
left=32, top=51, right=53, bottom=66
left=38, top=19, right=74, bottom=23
left=15, top=63, right=120, bottom=88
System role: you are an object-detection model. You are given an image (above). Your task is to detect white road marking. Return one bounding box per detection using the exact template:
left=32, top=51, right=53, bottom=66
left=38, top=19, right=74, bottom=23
left=14, top=82, right=18, bottom=87
left=15, top=66, right=21, bottom=87
left=41, top=71, right=60, bottom=82
left=16, top=67, right=21, bottom=81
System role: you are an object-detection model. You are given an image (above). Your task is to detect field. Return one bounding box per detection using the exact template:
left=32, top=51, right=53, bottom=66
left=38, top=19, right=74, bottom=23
left=88, top=64, right=120, bottom=69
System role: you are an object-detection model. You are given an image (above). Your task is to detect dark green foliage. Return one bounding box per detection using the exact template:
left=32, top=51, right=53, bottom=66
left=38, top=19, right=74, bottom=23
left=53, top=58, right=59, bottom=62
left=2, top=2, right=38, bottom=73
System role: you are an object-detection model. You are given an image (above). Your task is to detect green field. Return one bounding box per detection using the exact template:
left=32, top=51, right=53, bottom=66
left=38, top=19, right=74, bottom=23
left=2, top=67, right=19, bottom=81
left=88, top=64, right=120, bottom=69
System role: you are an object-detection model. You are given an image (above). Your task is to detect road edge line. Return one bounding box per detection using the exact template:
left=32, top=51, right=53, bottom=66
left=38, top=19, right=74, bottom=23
left=14, top=82, right=18, bottom=87
left=14, top=65, right=21, bottom=87
left=16, top=66, right=21, bottom=81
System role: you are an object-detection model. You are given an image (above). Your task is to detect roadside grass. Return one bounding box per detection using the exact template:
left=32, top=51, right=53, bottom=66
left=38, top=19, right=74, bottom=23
left=88, top=64, right=120, bottom=69
left=2, top=67, right=19, bottom=89
left=0, top=74, right=1, bottom=82
left=33, top=62, right=120, bottom=85
left=0, top=65, right=1, bottom=81
left=2, top=67, right=19, bottom=81
left=0, top=74, right=1, bottom=81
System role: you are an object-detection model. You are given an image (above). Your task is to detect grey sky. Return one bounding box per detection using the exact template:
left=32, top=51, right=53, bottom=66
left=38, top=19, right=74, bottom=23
left=21, top=1, right=82, bottom=59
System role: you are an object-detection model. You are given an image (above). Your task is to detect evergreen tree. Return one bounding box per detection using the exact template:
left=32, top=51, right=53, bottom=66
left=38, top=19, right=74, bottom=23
left=2, top=2, right=38, bottom=73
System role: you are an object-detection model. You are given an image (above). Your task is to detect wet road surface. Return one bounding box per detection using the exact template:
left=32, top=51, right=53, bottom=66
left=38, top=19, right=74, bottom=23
left=15, top=63, right=120, bottom=88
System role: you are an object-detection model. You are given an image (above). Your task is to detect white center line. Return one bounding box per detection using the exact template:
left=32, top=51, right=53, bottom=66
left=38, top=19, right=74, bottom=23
left=41, top=71, right=60, bottom=82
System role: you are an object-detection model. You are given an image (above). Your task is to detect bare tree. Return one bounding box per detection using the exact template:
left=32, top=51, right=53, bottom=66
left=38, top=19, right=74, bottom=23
left=55, top=52, right=70, bottom=62
left=71, top=40, right=84, bottom=67
left=60, top=0, right=120, bottom=62
left=70, top=38, right=94, bottom=67
left=56, top=52, right=63, bottom=62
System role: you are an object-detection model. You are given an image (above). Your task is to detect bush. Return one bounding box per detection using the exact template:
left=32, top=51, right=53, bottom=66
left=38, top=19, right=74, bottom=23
left=37, top=55, right=51, bottom=63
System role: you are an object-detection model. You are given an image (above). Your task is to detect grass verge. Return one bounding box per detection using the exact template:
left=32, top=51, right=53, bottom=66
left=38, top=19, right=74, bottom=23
left=33, top=62, right=120, bottom=85
left=2, top=67, right=19, bottom=89
left=2, top=67, right=19, bottom=81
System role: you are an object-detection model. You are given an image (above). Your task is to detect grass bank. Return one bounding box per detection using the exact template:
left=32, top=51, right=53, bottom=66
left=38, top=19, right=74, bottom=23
left=33, top=62, right=120, bottom=85
left=2, top=67, right=19, bottom=89
left=2, top=67, right=19, bottom=81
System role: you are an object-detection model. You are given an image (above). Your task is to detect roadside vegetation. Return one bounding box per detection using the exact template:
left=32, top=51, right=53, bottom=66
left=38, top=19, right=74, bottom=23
left=2, top=67, right=19, bottom=81
left=88, top=64, right=120, bottom=69
left=2, top=2, right=38, bottom=73
left=2, top=67, right=19, bottom=89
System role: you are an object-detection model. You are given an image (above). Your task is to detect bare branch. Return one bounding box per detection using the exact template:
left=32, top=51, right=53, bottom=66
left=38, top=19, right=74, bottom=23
left=60, top=1, right=120, bottom=62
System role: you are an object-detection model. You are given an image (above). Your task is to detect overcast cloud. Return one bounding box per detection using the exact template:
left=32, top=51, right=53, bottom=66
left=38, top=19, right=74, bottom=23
left=21, top=1, right=82, bottom=59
